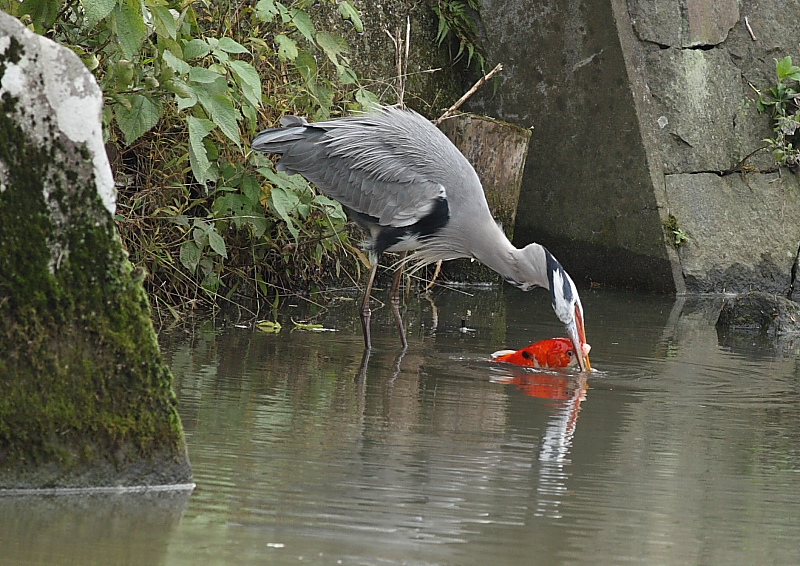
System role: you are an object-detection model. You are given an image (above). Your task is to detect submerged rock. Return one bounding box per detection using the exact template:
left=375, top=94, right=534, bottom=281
left=0, top=13, right=191, bottom=489
left=716, top=292, right=800, bottom=335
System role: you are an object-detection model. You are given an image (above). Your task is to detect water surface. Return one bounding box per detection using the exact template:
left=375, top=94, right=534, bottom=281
left=2, top=287, right=799, bottom=565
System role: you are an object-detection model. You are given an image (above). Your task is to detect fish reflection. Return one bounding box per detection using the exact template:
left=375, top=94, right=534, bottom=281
left=493, top=367, right=588, bottom=518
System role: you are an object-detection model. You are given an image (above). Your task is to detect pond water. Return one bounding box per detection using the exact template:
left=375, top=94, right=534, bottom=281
left=2, top=286, right=800, bottom=565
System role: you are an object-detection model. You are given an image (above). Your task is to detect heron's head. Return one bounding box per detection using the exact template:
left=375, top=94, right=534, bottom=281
left=544, top=249, right=592, bottom=372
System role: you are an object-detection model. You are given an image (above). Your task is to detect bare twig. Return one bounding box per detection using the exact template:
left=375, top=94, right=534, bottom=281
left=719, top=145, right=768, bottom=176
left=385, top=16, right=412, bottom=107
left=434, top=63, right=503, bottom=125
left=745, top=16, right=757, bottom=41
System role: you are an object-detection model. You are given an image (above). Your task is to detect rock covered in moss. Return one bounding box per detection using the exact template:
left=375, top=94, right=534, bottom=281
left=0, top=13, right=191, bottom=489
left=716, top=292, right=800, bottom=335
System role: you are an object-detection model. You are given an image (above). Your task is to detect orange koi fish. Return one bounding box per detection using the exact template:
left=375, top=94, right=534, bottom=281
left=491, top=337, right=591, bottom=369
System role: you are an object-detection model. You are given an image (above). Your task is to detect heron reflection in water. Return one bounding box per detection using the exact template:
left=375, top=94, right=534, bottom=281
left=493, top=368, right=588, bottom=518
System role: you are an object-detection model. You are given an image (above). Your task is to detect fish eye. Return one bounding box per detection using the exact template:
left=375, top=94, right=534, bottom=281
left=567, top=350, right=574, bottom=356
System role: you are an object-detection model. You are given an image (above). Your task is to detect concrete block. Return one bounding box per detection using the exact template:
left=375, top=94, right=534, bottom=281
left=665, top=171, right=800, bottom=295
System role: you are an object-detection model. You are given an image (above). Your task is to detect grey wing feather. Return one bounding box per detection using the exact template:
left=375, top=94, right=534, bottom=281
left=251, top=107, right=468, bottom=227
left=279, top=115, right=307, bottom=127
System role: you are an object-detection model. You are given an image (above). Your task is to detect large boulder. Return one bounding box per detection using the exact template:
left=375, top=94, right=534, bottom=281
left=0, top=13, right=191, bottom=489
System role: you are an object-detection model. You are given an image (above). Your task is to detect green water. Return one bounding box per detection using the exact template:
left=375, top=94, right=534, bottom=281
left=2, top=287, right=799, bottom=565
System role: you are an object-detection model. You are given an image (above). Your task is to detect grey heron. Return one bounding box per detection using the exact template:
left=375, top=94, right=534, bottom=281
left=252, top=106, right=591, bottom=371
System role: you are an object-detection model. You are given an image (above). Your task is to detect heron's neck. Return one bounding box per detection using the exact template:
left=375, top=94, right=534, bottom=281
left=470, top=223, right=549, bottom=291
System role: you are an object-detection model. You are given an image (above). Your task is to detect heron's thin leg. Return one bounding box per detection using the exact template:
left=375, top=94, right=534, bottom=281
left=426, top=260, right=442, bottom=291
left=360, top=260, right=379, bottom=350
left=390, top=252, right=408, bottom=349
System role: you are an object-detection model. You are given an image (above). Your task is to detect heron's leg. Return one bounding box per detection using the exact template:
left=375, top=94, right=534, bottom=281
left=390, top=252, right=408, bottom=349
left=426, top=260, right=442, bottom=291
left=360, top=260, right=379, bottom=350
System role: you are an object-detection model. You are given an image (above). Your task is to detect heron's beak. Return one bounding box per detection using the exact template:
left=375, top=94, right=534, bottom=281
left=566, top=304, right=592, bottom=372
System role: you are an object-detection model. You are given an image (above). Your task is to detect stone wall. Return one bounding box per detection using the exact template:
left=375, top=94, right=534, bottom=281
left=465, top=0, right=800, bottom=297
left=332, top=0, right=463, bottom=116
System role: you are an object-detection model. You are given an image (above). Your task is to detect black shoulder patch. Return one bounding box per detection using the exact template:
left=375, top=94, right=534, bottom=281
left=358, top=197, right=450, bottom=257
left=412, top=196, right=450, bottom=239
left=521, top=350, right=533, bottom=360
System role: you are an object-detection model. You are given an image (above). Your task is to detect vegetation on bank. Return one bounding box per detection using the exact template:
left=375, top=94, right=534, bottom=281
left=3, top=0, right=392, bottom=320
left=755, top=55, right=800, bottom=170
left=3, top=0, right=486, bottom=321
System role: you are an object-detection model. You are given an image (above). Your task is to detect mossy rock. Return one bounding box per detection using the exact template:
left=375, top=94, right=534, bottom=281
left=0, top=13, right=191, bottom=489
left=716, top=292, right=800, bottom=335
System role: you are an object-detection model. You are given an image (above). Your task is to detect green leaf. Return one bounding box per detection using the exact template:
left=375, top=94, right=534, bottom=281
left=216, top=191, right=269, bottom=237
left=274, top=34, right=298, bottom=61
left=163, top=50, right=190, bottom=75
left=199, top=94, right=242, bottom=146
left=81, top=0, right=115, bottom=27
left=218, top=37, right=249, bottom=54
left=259, top=166, right=310, bottom=194
left=337, top=1, right=363, bottom=33
left=355, top=88, right=380, bottom=112
left=313, top=194, right=347, bottom=222
left=242, top=103, right=257, bottom=127
left=229, top=60, right=262, bottom=108
left=201, top=271, right=221, bottom=293
left=180, top=240, right=201, bottom=272
left=208, top=230, right=228, bottom=258
left=337, top=66, right=357, bottom=85
left=251, top=217, right=271, bottom=240
left=193, top=217, right=212, bottom=232
left=775, top=56, right=800, bottom=81
left=214, top=193, right=245, bottom=217
left=189, top=66, right=223, bottom=83
left=255, top=0, right=279, bottom=22
left=176, top=92, right=198, bottom=110
left=256, top=320, right=282, bottom=332
left=290, top=8, right=316, bottom=44
left=241, top=175, right=262, bottom=204
left=294, top=50, right=317, bottom=83
left=777, top=56, right=792, bottom=79
left=270, top=186, right=300, bottom=218
left=150, top=5, right=177, bottom=39
left=187, top=116, right=217, bottom=185
left=115, top=94, right=162, bottom=145
left=292, top=319, right=324, bottom=331
left=270, top=186, right=301, bottom=240
left=308, top=81, right=334, bottom=114
left=316, top=32, right=349, bottom=67
left=276, top=1, right=291, bottom=23
left=184, top=39, right=211, bottom=59
left=114, top=0, right=148, bottom=59
left=172, top=215, right=190, bottom=227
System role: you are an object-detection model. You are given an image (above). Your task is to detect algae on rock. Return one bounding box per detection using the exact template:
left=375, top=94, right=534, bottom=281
left=0, top=12, right=191, bottom=489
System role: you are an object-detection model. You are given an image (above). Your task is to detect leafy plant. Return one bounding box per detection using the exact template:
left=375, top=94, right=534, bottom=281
left=5, top=0, right=377, bottom=316
left=755, top=56, right=800, bottom=168
left=663, top=214, right=689, bottom=248
left=429, top=0, right=486, bottom=73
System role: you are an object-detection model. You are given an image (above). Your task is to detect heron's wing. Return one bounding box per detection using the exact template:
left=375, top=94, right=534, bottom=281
left=252, top=107, right=469, bottom=227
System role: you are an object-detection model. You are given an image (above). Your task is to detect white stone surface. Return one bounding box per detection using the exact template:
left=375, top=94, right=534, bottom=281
left=0, top=13, right=115, bottom=215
